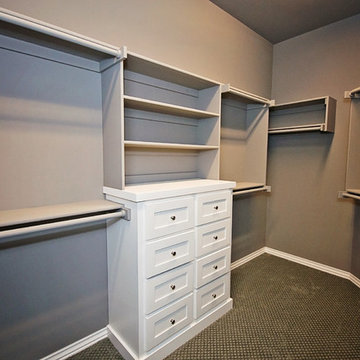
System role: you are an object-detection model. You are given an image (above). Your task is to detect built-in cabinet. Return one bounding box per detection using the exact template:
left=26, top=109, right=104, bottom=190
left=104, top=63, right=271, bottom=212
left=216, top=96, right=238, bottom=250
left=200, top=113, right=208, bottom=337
left=269, top=96, right=337, bottom=134
left=103, top=51, right=222, bottom=190
left=220, top=84, right=271, bottom=195
left=0, top=7, right=274, bottom=360
left=105, top=180, right=234, bottom=360
left=340, top=87, right=360, bottom=200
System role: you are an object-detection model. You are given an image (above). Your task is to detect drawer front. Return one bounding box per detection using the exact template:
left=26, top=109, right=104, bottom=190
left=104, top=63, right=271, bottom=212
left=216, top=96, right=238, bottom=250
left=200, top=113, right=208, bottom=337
left=145, top=230, right=195, bottom=278
left=145, top=293, right=193, bottom=351
left=195, top=246, right=231, bottom=288
left=194, top=273, right=230, bottom=319
left=145, top=263, right=194, bottom=314
left=196, top=190, right=232, bottom=225
left=144, top=196, right=194, bottom=239
left=196, top=218, right=231, bottom=258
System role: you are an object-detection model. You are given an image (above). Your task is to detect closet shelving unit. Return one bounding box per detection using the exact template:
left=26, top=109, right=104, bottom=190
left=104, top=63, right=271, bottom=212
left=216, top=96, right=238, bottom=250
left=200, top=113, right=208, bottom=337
left=0, top=8, right=129, bottom=238
left=339, top=87, right=360, bottom=200
left=103, top=51, right=222, bottom=190
left=268, top=96, right=337, bottom=134
left=220, top=84, right=272, bottom=195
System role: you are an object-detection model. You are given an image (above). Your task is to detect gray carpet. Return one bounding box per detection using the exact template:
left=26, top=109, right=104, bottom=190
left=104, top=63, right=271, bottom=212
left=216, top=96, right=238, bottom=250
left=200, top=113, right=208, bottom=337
left=69, top=254, right=360, bottom=359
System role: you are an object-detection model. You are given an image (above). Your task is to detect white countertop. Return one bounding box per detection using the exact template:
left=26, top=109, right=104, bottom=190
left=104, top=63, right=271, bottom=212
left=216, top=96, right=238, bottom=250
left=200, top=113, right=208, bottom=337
left=103, top=179, right=236, bottom=202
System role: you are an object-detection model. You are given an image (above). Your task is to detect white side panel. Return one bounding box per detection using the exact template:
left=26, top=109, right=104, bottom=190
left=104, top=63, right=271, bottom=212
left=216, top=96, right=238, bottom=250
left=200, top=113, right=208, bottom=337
left=107, top=199, right=140, bottom=359
left=102, top=61, right=125, bottom=190
left=346, top=99, right=360, bottom=190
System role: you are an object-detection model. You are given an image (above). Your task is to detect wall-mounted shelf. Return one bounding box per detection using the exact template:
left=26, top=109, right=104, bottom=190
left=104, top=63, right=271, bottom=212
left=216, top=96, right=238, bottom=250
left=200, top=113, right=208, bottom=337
left=0, top=200, right=127, bottom=241
left=124, top=141, right=218, bottom=151
left=269, top=96, right=337, bottom=134
left=124, top=95, right=219, bottom=119
left=219, top=85, right=271, bottom=195
left=339, top=87, right=360, bottom=201
left=232, top=182, right=271, bottom=196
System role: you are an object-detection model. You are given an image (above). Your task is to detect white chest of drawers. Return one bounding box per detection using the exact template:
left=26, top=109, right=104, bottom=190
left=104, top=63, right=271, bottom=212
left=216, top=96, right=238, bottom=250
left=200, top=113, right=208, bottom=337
left=104, top=179, right=235, bottom=360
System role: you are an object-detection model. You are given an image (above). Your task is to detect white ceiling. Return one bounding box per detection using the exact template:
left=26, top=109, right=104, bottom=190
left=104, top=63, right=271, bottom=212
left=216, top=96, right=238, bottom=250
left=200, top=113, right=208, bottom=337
left=210, top=0, right=360, bottom=44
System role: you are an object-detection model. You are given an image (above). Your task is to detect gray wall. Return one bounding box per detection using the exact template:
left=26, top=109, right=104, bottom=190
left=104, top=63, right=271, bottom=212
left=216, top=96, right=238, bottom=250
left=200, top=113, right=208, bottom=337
left=268, top=14, right=360, bottom=272
left=0, top=1, right=273, bottom=359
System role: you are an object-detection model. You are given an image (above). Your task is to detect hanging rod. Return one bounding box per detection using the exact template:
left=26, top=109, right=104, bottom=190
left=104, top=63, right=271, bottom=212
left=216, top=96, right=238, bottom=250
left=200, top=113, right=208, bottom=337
left=233, top=186, right=271, bottom=196
left=0, top=208, right=130, bottom=240
left=338, top=191, right=360, bottom=201
left=0, top=7, right=124, bottom=58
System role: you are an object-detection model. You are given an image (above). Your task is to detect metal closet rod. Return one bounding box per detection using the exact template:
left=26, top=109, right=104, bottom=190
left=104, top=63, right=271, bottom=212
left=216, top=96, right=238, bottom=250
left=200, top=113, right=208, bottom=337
left=0, top=7, right=123, bottom=58
left=0, top=209, right=129, bottom=240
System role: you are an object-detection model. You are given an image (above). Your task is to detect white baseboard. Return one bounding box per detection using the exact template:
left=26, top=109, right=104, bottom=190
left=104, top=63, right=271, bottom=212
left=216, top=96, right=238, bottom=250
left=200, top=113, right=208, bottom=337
left=40, top=327, right=108, bottom=360
left=231, top=246, right=360, bottom=289
left=230, top=247, right=266, bottom=270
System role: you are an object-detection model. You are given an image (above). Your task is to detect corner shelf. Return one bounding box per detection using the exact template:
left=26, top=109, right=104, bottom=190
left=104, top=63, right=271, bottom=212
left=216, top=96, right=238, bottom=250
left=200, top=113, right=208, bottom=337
left=269, top=96, right=337, bottom=134
left=339, top=87, right=360, bottom=201
left=219, top=85, right=271, bottom=195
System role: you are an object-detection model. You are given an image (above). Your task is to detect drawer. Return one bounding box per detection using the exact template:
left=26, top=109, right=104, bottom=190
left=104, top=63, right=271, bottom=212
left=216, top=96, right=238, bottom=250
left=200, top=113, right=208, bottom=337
left=144, top=293, right=193, bottom=351
left=144, top=196, right=194, bottom=239
left=145, top=230, right=195, bottom=278
left=195, top=246, right=230, bottom=288
left=196, top=218, right=231, bottom=258
left=194, top=273, right=230, bottom=319
left=196, top=190, right=232, bottom=225
left=145, top=263, right=194, bottom=314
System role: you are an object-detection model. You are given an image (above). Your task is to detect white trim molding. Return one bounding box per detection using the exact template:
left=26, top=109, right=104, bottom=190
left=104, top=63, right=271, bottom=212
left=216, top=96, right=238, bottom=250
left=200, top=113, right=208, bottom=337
left=231, top=246, right=360, bottom=289
left=40, top=327, right=108, bottom=360
left=230, top=247, right=266, bottom=270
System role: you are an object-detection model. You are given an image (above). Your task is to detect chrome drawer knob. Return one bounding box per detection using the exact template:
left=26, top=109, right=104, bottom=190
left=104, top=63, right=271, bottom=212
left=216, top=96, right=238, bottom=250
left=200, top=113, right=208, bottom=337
left=213, top=265, right=218, bottom=270
left=214, top=206, right=219, bottom=210
left=213, top=236, right=218, bottom=240
left=171, top=251, right=177, bottom=256
left=212, top=294, right=217, bottom=299
left=170, top=319, right=176, bottom=325
left=170, top=284, right=176, bottom=290
left=170, top=215, right=176, bottom=221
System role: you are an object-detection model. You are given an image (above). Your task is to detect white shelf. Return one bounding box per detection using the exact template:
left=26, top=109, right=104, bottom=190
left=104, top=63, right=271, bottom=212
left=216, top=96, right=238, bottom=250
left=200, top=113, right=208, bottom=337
left=0, top=200, right=122, bottom=229
left=124, top=140, right=218, bottom=151
left=126, top=51, right=220, bottom=90
left=104, top=179, right=236, bottom=202
left=0, top=7, right=125, bottom=71
left=124, top=95, right=218, bottom=119
left=268, top=124, right=324, bottom=134
left=232, top=182, right=270, bottom=196
left=269, top=96, right=337, bottom=134
left=221, top=84, right=272, bottom=105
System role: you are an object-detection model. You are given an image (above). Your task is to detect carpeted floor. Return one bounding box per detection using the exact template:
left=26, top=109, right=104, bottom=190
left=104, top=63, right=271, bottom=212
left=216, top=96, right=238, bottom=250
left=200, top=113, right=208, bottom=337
left=69, top=254, right=360, bottom=359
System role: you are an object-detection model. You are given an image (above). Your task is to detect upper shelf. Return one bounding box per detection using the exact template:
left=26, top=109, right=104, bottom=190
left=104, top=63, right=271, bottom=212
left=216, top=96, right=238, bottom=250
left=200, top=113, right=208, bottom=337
left=344, top=87, right=360, bottom=99
left=124, top=96, right=219, bottom=119
left=221, top=84, right=272, bottom=105
left=0, top=7, right=126, bottom=71
left=125, top=51, right=220, bottom=90
left=0, top=200, right=122, bottom=229
left=269, top=96, right=337, bottom=134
